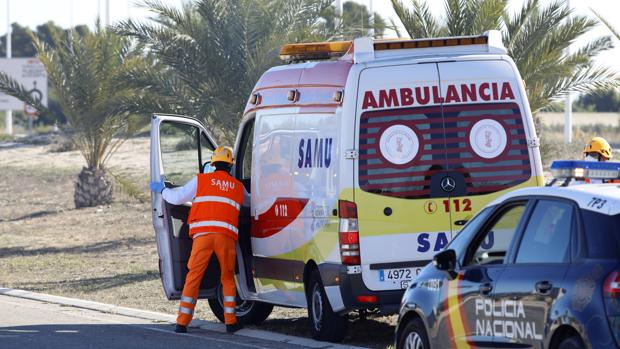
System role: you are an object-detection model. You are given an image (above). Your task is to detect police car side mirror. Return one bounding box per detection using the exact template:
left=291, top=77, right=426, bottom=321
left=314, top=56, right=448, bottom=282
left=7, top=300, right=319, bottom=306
left=433, top=249, right=457, bottom=275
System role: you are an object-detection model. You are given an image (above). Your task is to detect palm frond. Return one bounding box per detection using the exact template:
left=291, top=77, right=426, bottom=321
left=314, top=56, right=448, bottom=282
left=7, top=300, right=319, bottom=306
left=591, top=8, right=620, bottom=41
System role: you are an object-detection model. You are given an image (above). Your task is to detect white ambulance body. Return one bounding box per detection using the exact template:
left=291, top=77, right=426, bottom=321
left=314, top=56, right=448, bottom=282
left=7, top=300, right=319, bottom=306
left=150, top=30, right=543, bottom=341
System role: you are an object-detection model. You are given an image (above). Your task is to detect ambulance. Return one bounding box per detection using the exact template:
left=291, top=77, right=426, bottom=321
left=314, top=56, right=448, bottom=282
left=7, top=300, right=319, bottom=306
left=150, top=30, right=544, bottom=342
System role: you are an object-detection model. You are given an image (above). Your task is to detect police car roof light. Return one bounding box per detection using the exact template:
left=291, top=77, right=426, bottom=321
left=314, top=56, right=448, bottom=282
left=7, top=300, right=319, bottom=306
left=550, top=160, right=620, bottom=180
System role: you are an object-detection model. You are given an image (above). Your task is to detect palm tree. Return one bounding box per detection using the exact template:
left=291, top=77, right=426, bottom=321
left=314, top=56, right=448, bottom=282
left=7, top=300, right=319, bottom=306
left=0, top=23, right=152, bottom=208
left=114, top=0, right=331, bottom=143
left=390, top=0, right=618, bottom=113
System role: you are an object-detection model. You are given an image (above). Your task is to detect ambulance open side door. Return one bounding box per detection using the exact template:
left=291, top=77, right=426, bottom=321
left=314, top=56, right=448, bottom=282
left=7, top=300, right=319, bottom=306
left=150, top=114, right=220, bottom=300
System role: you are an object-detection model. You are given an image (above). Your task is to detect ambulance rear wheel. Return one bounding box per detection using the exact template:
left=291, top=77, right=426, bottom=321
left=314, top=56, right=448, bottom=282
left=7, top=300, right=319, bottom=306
left=397, top=318, right=429, bottom=349
left=307, top=270, right=347, bottom=342
left=208, top=283, right=273, bottom=325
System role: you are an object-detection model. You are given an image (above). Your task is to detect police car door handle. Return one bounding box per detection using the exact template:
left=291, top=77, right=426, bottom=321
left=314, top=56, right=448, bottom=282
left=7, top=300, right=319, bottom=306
left=535, top=281, right=552, bottom=294
left=479, top=283, right=493, bottom=295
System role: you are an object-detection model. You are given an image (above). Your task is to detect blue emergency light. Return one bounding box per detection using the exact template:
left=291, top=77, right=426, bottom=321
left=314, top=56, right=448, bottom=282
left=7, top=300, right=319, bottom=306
left=550, top=160, right=620, bottom=180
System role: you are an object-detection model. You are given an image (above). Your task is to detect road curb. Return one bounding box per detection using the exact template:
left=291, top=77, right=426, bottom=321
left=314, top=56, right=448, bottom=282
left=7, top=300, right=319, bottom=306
left=0, top=287, right=369, bottom=349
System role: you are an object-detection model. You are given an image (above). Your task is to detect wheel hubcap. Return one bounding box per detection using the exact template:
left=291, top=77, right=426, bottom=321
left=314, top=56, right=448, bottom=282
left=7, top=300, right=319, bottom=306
left=404, top=331, right=424, bottom=349
left=311, top=284, right=323, bottom=331
left=217, top=284, right=253, bottom=317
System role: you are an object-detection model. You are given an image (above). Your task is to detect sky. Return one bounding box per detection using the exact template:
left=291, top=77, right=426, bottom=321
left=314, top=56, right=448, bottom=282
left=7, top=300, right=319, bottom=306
left=1, top=0, right=620, bottom=70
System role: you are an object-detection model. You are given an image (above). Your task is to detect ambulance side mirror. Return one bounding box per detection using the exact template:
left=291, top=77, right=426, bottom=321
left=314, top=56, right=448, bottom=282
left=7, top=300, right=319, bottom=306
left=433, top=249, right=457, bottom=275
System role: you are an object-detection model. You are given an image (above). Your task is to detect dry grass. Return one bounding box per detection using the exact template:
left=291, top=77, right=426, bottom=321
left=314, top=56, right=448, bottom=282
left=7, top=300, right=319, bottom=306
left=0, top=137, right=395, bottom=349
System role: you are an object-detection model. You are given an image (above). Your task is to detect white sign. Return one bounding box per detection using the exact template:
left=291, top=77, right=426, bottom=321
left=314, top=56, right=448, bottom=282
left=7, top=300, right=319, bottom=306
left=469, top=119, right=507, bottom=159
left=379, top=124, right=419, bottom=165
left=0, top=58, right=48, bottom=110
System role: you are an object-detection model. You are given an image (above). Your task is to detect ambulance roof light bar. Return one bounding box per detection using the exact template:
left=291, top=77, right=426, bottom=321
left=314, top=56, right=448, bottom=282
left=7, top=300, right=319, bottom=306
left=279, top=30, right=505, bottom=63
left=549, top=160, right=620, bottom=186
left=279, top=41, right=352, bottom=62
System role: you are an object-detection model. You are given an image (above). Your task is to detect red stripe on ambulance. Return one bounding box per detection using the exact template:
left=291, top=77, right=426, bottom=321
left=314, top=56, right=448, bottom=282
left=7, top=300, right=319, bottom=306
left=251, top=198, right=309, bottom=238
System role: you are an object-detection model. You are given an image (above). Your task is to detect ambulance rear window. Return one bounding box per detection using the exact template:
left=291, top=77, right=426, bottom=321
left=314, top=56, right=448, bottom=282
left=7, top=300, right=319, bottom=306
left=358, top=102, right=531, bottom=199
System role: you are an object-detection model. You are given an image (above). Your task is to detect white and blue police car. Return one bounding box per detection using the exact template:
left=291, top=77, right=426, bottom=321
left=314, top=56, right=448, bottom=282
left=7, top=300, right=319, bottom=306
left=395, top=160, right=620, bottom=349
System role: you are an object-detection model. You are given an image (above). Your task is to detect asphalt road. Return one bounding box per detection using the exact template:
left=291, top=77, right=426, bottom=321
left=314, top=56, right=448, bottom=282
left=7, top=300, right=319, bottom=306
left=0, top=295, right=309, bottom=349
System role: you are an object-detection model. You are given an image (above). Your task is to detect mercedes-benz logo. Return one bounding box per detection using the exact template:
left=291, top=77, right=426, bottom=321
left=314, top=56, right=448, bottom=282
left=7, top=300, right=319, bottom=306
left=441, top=176, right=456, bottom=192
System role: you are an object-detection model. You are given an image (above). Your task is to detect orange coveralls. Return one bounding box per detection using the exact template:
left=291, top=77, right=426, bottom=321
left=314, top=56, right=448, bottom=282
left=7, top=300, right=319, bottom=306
left=176, top=171, right=244, bottom=327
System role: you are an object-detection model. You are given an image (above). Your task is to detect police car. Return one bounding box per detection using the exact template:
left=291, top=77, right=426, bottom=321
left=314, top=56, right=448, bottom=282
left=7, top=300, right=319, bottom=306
left=395, top=161, right=620, bottom=349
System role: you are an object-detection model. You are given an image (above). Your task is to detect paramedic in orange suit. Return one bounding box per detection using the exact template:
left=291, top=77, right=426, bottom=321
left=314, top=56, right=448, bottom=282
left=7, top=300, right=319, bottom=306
left=150, top=146, right=244, bottom=334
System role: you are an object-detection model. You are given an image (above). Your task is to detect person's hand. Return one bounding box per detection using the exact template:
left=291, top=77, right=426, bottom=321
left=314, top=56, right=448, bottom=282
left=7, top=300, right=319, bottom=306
left=149, top=179, right=166, bottom=193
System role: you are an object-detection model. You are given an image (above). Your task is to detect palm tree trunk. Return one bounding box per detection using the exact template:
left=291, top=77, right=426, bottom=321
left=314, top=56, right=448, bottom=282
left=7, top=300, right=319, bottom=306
left=74, top=167, right=113, bottom=208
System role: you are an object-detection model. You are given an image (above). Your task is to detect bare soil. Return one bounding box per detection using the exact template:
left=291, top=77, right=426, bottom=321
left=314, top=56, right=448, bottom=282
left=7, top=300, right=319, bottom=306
left=0, top=136, right=395, bottom=349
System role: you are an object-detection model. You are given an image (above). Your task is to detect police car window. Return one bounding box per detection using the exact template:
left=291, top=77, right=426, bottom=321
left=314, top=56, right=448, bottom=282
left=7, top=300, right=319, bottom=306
left=446, top=206, right=493, bottom=264
left=515, top=200, right=573, bottom=264
left=581, top=211, right=620, bottom=260
left=468, top=204, right=526, bottom=266
left=160, top=121, right=200, bottom=185
left=358, top=103, right=531, bottom=199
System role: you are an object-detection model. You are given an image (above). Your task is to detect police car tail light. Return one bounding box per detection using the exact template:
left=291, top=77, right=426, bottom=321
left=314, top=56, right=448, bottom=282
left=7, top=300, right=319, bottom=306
left=339, top=200, right=360, bottom=265
left=604, top=271, right=620, bottom=298
left=550, top=160, right=620, bottom=180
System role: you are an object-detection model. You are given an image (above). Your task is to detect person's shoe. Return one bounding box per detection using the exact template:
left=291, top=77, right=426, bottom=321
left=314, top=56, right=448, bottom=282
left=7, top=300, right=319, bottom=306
left=226, top=323, right=243, bottom=334
left=175, top=324, right=187, bottom=333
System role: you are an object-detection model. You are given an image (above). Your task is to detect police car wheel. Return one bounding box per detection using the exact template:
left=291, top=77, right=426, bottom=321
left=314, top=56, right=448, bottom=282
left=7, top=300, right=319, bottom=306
left=207, top=283, right=273, bottom=325
left=557, top=335, right=585, bottom=349
left=307, top=270, right=346, bottom=342
left=398, top=318, right=429, bottom=349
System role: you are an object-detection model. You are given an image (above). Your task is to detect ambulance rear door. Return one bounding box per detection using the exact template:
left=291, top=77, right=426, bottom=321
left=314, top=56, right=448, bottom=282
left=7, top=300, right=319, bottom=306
left=436, top=59, right=535, bottom=236
left=151, top=114, right=219, bottom=300
left=355, top=63, right=451, bottom=292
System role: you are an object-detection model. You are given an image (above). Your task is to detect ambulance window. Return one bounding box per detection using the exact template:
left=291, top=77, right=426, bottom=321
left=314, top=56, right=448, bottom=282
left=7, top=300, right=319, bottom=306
left=444, top=103, right=531, bottom=196
left=200, top=132, right=214, bottom=169
left=358, top=105, right=445, bottom=199
left=515, top=200, right=573, bottom=264
left=358, top=103, right=531, bottom=199
left=467, top=203, right=526, bottom=266
left=160, top=121, right=201, bottom=185
left=237, top=120, right=254, bottom=184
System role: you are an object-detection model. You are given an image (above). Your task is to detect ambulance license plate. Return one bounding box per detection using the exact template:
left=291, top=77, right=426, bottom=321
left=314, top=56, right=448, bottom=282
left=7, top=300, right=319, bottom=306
left=379, top=268, right=418, bottom=289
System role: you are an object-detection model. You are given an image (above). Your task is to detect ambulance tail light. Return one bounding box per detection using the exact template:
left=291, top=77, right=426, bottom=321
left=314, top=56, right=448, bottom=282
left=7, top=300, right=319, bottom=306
left=339, top=200, right=360, bottom=265
left=604, top=271, right=620, bottom=298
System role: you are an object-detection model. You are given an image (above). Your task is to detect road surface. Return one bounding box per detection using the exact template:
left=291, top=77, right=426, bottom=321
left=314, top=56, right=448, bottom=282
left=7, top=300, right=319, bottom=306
left=0, top=295, right=312, bottom=349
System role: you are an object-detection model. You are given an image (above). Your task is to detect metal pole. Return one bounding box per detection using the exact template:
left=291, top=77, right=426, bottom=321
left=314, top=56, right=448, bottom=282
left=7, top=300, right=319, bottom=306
left=564, top=0, right=572, bottom=144
left=5, top=0, right=12, bottom=136
left=106, top=0, right=110, bottom=27
left=368, top=0, right=375, bottom=38
left=335, top=0, right=342, bottom=32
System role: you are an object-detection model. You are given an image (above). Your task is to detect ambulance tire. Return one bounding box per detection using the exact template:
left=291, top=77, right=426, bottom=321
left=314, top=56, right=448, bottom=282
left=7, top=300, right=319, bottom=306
left=397, top=318, right=429, bottom=349
left=208, top=284, right=274, bottom=325
left=557, top=336, right=585, bottom=349
left=307, top=270, right=347, bottom=342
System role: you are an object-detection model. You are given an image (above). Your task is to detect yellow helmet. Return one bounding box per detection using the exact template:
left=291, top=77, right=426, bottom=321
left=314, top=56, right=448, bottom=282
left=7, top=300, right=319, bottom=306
left=583, top=137, right=612, bottom=160
left=211, top=146, right=234, bottom=165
